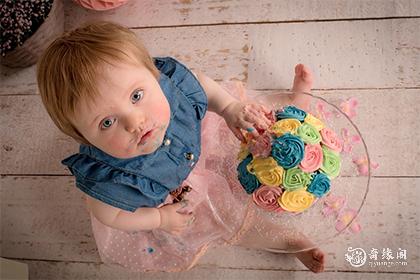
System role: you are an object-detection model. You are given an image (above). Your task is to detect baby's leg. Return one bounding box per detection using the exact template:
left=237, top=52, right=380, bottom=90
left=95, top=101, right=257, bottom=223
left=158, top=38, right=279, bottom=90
left=235, top=215, right=325, bottom=273
left=290, top=64, right=314, bottom=111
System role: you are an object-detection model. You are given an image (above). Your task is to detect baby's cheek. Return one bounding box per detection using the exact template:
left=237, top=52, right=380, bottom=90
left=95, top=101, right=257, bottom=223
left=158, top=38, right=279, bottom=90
left=106, top=136, right=126, bottom=151
left=153, top=102, right=171, bottom=122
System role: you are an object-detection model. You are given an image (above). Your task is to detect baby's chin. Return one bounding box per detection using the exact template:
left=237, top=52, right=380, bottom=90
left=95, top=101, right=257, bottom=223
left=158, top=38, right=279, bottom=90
left=108, top=145, right=158, bottom=159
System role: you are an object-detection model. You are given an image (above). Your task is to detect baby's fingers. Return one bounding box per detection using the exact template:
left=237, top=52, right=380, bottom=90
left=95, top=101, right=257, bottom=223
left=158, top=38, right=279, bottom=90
left=184, top=215, right=196, bottom=226
left=238, top=119, right=259, bottom=138
left=244, top=105, right=271, bottom=129
left=251, top=104, right=273, bottom=127
left=230, top=126, right=246, bottom=142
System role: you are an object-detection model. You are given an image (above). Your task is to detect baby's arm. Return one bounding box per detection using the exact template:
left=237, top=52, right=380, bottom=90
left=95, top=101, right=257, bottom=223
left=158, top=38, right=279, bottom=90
left=86, top=195, right=160, bottom=231
left=195, top=72, right=236, bottom=115
left=86, top=195, right=194, bottom=234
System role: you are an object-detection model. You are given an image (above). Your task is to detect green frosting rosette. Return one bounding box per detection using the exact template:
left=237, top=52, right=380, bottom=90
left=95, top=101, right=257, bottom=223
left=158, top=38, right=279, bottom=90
left=237, top=155, right=261, bottom=194
left=297, top=123, right=322, bottom=144
left=282, top=167, right=312, bottom=191
left=320, top=146, right=341, bottom=179
left=275, top=105, right=307, bottom=121
left=271, top=133, right=305, bottom=169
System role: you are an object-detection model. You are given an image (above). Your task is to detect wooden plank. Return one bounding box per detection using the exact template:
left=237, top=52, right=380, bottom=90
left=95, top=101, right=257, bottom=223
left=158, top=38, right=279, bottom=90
left=136, top=26, right=250, bottom=82
left=1, top=89, right=418, bottom=176
left=64, top=0, right=420, bottom=30
left=248, top=18, right=420, bottom=89
left=1, top=176, right=419, bottom=273
left=13, top=260, right=420, bottom=280
left=0, top=25, right=249, bottom=94
left=2, top=18, right=419, bottom=92
left=0, top=95, right=79, bottom=175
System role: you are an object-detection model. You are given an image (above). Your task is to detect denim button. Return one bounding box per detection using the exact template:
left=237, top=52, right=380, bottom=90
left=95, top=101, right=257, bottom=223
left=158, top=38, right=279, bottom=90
left=163, top=138, right=171, bottom=146
left=184, top=152, right=194, bottom=161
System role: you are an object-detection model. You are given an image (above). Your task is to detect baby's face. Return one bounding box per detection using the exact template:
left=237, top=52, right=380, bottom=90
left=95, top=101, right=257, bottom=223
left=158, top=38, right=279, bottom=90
left=72, top=60, right=170, bottom=159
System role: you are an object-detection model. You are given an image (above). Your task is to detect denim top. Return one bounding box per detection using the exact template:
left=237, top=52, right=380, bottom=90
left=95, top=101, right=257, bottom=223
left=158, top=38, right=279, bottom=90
left=61, top=57, right=208, bottom=212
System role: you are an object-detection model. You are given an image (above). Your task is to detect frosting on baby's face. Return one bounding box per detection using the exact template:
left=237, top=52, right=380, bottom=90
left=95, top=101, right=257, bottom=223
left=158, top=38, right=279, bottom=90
left=71, top=60, right=170, bottom=159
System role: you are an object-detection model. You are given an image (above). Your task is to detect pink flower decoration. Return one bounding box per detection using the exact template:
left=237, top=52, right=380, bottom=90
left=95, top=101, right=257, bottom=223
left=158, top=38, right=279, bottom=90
left=352, top=156, right=379, bottom=176
left=320, top=127, right=343, bottom=152
left=315, top=101, right=333, bottom=121
left=322, top=194, right=346, bottom=216
left=340, top=97, right=359, bottom=119
left=299, top=143, right=323, bottom=172
left=248, top=132, right=272, bottom=158
left=336, top=208, right=361, bottom=233
left=341, top=128, right=361, bottom=154
left=252, top=185, right=284, bottom=212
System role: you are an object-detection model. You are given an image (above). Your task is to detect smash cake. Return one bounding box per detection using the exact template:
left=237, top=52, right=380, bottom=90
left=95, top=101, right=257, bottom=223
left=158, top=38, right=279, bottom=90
left=237, top=105, right=343, bottom=214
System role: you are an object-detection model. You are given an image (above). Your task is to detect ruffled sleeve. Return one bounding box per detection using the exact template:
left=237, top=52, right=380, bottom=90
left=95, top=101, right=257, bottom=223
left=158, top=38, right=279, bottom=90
left=62, top=153, right=170, bottom=212
left=155, top=57, right=208, bottom=120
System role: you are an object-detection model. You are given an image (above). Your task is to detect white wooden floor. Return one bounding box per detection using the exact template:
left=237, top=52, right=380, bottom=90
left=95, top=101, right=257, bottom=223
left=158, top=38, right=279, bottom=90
left=1, top=0, right=419, bottom=279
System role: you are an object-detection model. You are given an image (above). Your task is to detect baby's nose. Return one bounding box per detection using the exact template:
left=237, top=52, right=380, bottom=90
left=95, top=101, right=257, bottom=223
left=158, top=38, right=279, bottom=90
left=125, top=114, right=146, bottom=133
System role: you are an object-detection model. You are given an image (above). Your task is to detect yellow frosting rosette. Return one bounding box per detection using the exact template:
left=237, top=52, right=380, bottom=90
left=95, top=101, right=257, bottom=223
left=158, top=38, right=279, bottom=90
left=270, top=118, right=301, bottom=137
left=278, top=189, right=315, bottom=212
left=237, top=142, right=250, bottom=161
left=247, top=157, right=284, bottom=187
left=304, top=113, right=325, bottom=131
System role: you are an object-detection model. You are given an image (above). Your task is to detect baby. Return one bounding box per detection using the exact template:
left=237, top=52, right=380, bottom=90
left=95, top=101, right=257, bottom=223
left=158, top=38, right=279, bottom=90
left=37, top=21, right=325, bottom=273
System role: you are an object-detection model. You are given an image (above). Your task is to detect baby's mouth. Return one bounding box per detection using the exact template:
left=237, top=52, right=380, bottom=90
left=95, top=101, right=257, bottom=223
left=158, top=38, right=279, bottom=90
left=137, top=128, right=155, bottom=145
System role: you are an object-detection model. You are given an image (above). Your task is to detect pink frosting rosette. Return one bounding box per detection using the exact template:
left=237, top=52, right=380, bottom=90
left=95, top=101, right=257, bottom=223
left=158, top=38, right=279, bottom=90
left=320, top=127, right=343, bottom=152
left=299, top=143, right=323, bottom=172
left=248, top=132, right=272, bottom=158
left=252, top=185, right=284, bottom=212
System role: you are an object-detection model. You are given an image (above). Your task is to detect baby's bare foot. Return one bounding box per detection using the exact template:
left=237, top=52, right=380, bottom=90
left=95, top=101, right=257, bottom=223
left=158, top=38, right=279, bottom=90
left=288, top=236, right=325, bottom=273
left=295, top=247, right=325, bottom=273
left=290, top=64, right=314, bottom=111
left=292, top=64, right=314, bottom=93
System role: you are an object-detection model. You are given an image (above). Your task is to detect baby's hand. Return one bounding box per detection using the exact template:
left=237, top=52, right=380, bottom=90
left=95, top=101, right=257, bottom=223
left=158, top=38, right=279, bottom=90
left=221, top=101, right=272, bottom=142
left=158, top=201, right=195, bottom=235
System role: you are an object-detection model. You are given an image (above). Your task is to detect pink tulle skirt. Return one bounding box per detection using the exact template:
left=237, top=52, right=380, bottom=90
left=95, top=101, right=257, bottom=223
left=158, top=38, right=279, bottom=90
left=89, top=103, right=256, bottom=272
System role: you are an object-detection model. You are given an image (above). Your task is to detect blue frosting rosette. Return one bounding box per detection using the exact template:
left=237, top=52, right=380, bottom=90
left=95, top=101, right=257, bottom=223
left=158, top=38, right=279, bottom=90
left=306, top=172, right=331, bottom=198
left=237, top=155, right=261, bottom=194
left=271, top=133, right=305, bottom=169
left=275, top=105, right=307, bottom=121
left=236, top=104, right=342, bottom=214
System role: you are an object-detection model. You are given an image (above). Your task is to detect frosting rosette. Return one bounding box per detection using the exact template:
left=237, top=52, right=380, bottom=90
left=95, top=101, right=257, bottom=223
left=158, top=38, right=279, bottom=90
left=237, top=142, right=250, bottom=161
left=297, top=123, right=322, bottom=144
left=237, top=155, right=261, bottom=194
left=271, top=133, right=305, bottom=169
left=320, top=127, right=343, bottom=152
left=304, top=113, right=325, bottom=131
left=235, top=101, right=349, bottom=215
left=270, top=119, right=301, bottom=137
left=299, top=143, right=323, bottom=172
left=307, top=172, right=331, bottom=198
left=278, top=189, right=315, bottom=212
left=247, top=157, right=284, bottom=187
left=320, top=146, right=341, bottom=179
left=275, top=105, right=306, bottom=121
left=248, top=132, right=272, bottom=158
left=282, top=167, right=312, bottom=191
left=252, top=185, right=283, bottom=212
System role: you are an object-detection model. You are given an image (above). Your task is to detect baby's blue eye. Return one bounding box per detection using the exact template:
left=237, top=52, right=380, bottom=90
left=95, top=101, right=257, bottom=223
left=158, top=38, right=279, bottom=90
left=131, top=89, right=144, bottom=103
left=101, top=118, right=115, bottom=129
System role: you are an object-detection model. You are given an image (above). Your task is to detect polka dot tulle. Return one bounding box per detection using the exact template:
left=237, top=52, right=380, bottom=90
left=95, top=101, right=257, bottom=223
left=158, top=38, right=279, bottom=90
left=89, top=109, right=255, bottom=272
